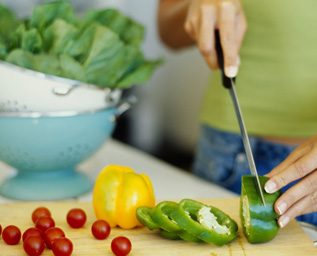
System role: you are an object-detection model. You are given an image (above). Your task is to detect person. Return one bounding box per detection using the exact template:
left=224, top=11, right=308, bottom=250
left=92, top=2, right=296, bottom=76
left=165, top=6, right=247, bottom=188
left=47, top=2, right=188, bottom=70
left=158, top=0, right=317, bottom=227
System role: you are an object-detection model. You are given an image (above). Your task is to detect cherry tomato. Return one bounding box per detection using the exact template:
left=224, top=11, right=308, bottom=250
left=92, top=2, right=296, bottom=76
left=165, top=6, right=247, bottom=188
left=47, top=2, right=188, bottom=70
left=66, top=208, right=86, bottom=228
left=2, top=225, right=21, bottom=245
left=44, top=227, right=65, bottom=249
left=51, top=237, right=73, bottom=256
left=23, top=227, right=43, bottom=242
left=0, top=224, right=2, bottom=236
left=32, top=207, right=51, bottom=224
left=35, top=217, right=55, bottom=232
left=111, top=236, right=132, bottom=256
left=23, top=236, right=45, bottom=256
left=91, top=220, right=111, bottom=240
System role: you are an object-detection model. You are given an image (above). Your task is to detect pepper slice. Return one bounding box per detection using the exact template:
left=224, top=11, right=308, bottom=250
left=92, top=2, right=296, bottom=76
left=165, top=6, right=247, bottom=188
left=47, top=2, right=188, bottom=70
left=151, top=201, right=201, bottom=242
left=240, top=175, right=281, bottom=244
left=152, top=201, right=181, bottom=233
left=159, top=229, right=180, bottom=240
left=170, top=199, right=238, bottom=246
left=136, top=207, right=159, bottom=230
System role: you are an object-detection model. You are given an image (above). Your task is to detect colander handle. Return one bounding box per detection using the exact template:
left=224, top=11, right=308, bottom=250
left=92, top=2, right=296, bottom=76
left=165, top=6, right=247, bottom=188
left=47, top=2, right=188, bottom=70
left=116, top=95, right=137, bottom=117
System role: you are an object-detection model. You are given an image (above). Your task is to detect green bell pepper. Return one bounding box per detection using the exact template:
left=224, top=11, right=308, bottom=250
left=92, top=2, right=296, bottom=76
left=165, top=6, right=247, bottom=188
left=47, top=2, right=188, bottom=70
left=137, top=202, right=202, bottom=242
left=159, top=229, right=180, bottom=240
left=136, top=206, right=181, bottom=240
left=240, top=175, right=281, bottom=244
left=170, top=199, right=238, bottom=246
left=136, top=206, right=159, bottom=230
left=152, top=201, right=201, bottom=242
left=151, top=201, right=181, bottom=233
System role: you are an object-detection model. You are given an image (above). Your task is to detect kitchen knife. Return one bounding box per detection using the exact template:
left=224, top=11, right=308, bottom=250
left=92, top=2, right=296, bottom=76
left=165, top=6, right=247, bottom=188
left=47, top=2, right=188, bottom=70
left=214, top=30, right=266, bottom=206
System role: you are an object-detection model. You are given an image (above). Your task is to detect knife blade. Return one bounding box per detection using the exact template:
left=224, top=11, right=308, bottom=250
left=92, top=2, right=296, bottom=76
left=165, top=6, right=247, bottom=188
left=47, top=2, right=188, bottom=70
left=214, top=30, right=266, bottom=206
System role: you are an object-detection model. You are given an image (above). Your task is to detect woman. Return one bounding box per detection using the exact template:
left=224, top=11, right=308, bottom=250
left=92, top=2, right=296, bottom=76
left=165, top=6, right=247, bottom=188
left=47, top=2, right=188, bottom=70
left=158, top=0, right=317, bottom=227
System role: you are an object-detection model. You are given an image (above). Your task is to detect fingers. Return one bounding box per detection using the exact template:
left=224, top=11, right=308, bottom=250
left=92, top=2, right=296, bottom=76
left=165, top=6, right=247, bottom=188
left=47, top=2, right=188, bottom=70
left=264, top=138, right=317, bottom=228
left=266, top=143, right=312, bottom=178
left=184, top=0, right=246, bottom=72
left=277, top=189, right=317, bottom=228
left=274, top=171, right=317, bottom=216
left=184, top=0, right=200, bottom=40
left=265, top=145, right=317, bottom=193
left=185, top=0, right=218, bottom=69
left=198, top=3, right=218, bottom=68
left=218, top=1, right=239, bottom=77
left=235, top=11, right=247, bottom=51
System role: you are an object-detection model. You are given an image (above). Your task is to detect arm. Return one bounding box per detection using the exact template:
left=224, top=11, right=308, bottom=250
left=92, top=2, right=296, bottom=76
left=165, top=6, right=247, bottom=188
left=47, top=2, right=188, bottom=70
left=158, top=0, right=247, bottom=77
left=265, top=136, right=317, bottom=227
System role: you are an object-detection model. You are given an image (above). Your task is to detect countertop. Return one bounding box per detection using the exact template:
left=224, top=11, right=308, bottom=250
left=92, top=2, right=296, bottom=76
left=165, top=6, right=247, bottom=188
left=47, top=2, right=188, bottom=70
left=0, top=139, right=316, bottom=244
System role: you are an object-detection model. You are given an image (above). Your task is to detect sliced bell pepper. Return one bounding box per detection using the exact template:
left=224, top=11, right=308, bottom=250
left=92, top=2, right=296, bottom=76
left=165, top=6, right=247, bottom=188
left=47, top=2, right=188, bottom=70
left=152, top=201, right=182, bottom=233
left=137, top=202, right=201, bottom=242
left=159, top=229, right=181, bottom=240
left=170, top=199, right=238, bottom=246
left=136, top=207, right=159, bottom=230
left=240, top=175, right=281, bottom=244
left=151, top=201, right=201, bottom=242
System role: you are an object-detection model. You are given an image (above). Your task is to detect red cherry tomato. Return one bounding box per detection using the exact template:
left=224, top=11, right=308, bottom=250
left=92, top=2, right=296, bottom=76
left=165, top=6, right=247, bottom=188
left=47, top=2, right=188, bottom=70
left=2, top=225, right=21, bottom=245
left=111, top=236, right=132, bottom=256
left=51, top=237, right=73, bottom=256
left=44, top=227, right=65, bottom=249
left=32, top=207, right=51, bottom=224
left=66, top=208, right=86, bottom=228
left=35, top=217, right=55, bottom=232
left=22, top=227, right=43, bottom=242
left=23, top=236, right=45, bottom=256
left=0, top=224, right=2, bottom=236
left=91, top=220, right=111, bottom=240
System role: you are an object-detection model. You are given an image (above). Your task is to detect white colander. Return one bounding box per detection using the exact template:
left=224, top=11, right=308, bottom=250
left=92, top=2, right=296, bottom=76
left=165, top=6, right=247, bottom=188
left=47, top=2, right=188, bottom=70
left=0, top=61, right=121, bottom=112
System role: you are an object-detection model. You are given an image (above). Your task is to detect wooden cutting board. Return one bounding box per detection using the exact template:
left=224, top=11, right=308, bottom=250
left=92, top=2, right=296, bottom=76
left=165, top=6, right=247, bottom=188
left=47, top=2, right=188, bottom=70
left=0, top=198, right=315, bottom=256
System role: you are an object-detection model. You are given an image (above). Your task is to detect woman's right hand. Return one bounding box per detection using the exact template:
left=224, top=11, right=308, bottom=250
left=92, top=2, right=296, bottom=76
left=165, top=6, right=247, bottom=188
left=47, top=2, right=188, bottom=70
left=184, top=0, right=247, bottom=77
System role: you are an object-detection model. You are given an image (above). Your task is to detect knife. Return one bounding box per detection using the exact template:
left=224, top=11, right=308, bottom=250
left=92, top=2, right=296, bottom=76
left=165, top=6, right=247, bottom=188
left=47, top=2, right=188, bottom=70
left=214, top=30, right=266, bottom=206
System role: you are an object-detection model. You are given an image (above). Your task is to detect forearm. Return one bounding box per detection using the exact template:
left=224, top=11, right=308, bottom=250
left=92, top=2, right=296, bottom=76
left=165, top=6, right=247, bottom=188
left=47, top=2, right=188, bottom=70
left=158, top=0, right=194, bottom=49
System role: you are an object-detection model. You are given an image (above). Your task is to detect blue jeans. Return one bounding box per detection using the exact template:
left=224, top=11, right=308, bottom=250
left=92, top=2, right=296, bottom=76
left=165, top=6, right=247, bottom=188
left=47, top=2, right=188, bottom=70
left=193, top=125, right=317, bottom=225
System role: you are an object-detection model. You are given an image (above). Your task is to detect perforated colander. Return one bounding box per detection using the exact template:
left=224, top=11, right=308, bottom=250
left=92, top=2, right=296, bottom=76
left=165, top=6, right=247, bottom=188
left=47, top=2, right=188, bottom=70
left=0, top=100, right=132, bottom=200
left=0, top=61, right=121, bottom=112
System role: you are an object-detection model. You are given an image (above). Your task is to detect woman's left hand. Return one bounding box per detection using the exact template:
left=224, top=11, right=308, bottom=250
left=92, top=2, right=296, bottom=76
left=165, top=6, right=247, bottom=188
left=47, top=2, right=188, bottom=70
left=265, top=136, right=317, bottom=228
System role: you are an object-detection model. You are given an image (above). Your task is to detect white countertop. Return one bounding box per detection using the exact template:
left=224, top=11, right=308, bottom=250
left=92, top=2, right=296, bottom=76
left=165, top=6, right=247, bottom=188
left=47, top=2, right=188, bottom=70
left=0, top=139, right=316, bottom=243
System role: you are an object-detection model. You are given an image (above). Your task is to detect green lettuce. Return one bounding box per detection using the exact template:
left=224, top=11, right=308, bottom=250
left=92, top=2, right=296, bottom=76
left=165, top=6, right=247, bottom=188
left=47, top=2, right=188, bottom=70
left=29, top=0, right=76, bottom=32
left=43, top=19, right=78, bottom=54
left=83, top=9, right=144, bottom=46
left=117, top=60, right=163, bottom=88
left=2, top=0, right=160, bottom=89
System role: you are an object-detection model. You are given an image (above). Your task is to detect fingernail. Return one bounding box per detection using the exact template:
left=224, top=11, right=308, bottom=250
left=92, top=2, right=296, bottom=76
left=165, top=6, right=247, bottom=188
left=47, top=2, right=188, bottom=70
left=278, top=216, right=290, bottom=228
left=224, top=65, right=238, bottom=78
left=265, top=180, right=277, bottom=193
left=237, top=56, right=241, bottom=66
left=277, top=201, right=287, bottom=215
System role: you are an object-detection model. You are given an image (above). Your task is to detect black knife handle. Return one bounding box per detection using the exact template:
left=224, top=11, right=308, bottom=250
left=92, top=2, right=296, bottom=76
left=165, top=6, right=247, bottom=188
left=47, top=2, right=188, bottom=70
left=215, top=30, right=235, bottom=89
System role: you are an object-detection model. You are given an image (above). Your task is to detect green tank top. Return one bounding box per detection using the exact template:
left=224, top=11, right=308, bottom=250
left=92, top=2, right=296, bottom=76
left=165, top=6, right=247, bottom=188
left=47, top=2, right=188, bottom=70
left=201, top=0, right=317, bottom=137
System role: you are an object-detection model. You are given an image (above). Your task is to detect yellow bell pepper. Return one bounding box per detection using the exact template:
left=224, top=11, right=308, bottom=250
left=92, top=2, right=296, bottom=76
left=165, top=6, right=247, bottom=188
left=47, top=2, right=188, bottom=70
left=92, top=165, right=156, bottom=229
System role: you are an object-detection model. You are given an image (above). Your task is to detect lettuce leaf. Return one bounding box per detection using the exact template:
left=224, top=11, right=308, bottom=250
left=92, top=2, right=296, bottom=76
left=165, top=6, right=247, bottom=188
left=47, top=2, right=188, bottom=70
left=0, top=40, right=7, bottom=60
left=43, top=19, right=78, bottom=54
left=2, top=0, right=161, bottom=89
left=83, top=9, right=144, bottom=46
left=0, top=3, right=21, bottom=57
left=59, top=54, right=85, bottom=81
left=117, top=60, right=163, bottom=88
left=21, top=28, right=42, bottom=53
left=29, top=0, right=76, bottom=32
left=6, top=49, right=84, bottom=80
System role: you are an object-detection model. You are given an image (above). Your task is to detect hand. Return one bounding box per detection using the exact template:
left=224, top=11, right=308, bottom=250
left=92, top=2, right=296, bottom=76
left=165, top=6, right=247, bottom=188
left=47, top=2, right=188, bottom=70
left=184, top=0, right=247, bottom=77
left=265, top=136, right=317, bottom=228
